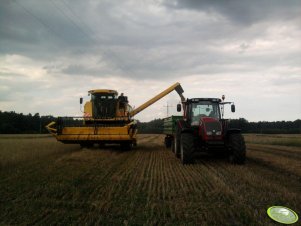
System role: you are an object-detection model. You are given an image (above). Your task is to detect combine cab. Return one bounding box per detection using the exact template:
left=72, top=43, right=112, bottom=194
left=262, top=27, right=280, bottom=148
left=46, top=82, right=184, bottom=149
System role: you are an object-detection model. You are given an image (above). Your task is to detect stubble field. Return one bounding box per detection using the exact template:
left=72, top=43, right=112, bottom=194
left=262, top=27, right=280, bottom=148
left=0, top=134, right=300, bottom=225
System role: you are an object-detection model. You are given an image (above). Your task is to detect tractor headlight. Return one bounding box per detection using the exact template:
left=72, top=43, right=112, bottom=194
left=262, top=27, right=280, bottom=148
left=206, top=131, right=221, bottom=136
left=204, top=121, right=222, bottom=136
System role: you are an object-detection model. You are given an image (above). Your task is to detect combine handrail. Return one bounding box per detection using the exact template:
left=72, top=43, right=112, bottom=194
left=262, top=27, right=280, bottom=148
left=45, top=121, right=57, bottom=135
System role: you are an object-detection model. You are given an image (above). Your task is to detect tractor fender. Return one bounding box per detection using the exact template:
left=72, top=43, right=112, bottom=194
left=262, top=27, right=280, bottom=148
left=177, top=119, right=193, bottom=134
left=181, top=128, right=193, bottom=134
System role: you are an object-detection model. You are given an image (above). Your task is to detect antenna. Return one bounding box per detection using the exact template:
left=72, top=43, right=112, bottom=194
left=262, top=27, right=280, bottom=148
left=163, top=102, right=174, bottom=117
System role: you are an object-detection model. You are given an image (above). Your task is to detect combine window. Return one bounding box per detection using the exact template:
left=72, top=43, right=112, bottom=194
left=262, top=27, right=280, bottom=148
left=91, top=94, right=117, bottom=118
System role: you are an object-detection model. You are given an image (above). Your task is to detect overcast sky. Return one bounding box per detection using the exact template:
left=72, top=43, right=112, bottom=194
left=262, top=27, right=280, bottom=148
left=1, top=0, right=300, bottom=122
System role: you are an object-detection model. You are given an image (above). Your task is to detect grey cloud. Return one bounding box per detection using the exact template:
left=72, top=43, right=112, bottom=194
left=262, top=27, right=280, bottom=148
left=0, top=0, right=300, bottom=121
left=271, top=75, right=301, bottom=86
left=61, top=64, right=115, bottom=76
left=0, top=73, right=44, bottom=103
left=163, top=0, right=301, bottom=25
left=0, top=0, right=96, bottom=60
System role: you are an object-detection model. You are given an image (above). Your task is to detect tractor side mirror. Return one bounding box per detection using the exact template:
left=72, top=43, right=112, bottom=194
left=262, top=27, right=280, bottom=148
left=231, top=104, right=235, bottom=112
left=177, top=104, right=181, bottom=112
left=80, top=97, right=83, bottom=105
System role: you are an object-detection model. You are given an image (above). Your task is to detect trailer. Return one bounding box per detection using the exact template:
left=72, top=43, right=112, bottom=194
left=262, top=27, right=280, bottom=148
left=163, top=115, right=182, bottom=148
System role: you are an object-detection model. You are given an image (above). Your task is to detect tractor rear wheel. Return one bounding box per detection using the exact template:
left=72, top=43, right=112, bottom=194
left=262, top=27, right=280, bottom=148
left=180, top=133, right=194, bottom=164
left=228, top=133, right=246, bottom=164
left=172, top=135, right=181, bottom=158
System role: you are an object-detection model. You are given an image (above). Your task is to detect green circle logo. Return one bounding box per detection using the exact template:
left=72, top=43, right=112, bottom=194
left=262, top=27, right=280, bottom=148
left=267, top=206, right=299, bottom=224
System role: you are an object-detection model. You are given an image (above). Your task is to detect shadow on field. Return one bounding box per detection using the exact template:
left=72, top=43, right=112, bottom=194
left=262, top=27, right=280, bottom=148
left=80, top=143, right=160, bottom=153
left=247, top=157, right=300, bottom=179
left=81, top=144, right=130, bottom=153
left=135, top=144, right=163, bottom=152
left=193, top=152, right=230, bottom=164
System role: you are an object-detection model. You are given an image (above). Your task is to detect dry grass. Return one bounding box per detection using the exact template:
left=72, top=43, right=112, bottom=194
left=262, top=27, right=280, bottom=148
left=0, top=135, right=76, bottom=169
left=244, top=134, right=301, bottom=147
left=0, top=134, right=300, bottom=225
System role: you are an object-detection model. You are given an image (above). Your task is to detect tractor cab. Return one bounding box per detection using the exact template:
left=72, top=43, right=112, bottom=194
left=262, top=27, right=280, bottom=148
left=178, top=98, right=224, bottom=140
left=183, top=98, right=222, bottom=126
left=176, top=97, right=237, bottom=142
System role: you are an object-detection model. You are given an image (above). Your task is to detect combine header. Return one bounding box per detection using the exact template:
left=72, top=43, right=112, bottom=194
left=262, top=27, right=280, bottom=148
left=46, top=82, right=184, bottom=149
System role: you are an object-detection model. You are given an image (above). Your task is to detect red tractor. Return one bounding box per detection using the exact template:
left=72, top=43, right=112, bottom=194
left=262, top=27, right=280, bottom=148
left=170, top=96, right=246, bottom=164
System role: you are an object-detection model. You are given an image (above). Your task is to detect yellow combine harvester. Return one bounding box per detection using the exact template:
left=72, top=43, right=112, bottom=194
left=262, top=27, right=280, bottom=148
left=46, top=82, right=184, bottom=149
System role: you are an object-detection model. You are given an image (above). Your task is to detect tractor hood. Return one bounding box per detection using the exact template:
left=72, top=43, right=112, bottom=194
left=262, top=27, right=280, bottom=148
left=199, top=117, right=223, bottom=139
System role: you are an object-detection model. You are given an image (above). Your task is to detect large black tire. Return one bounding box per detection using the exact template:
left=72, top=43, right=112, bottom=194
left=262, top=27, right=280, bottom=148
left=80, top=142, right=93, bottom=148
left=98, top=142, right=106, bottom=148
left=180, top=133, right=194, bottom=164
left=228, top=133, right=246, bottom=164
left=120, top=142, right=133, bottom=151
left=172, top=135, right=181, bottom=158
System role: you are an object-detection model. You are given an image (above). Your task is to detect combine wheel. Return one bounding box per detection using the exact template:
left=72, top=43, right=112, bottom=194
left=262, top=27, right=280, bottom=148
left=228, top=133, right=246, bottom=164
left=121, top=142, right=133, bottom=151
left=172, top=135, right=181, bottom=158
left=98, top=142, right=106, bottom=148
left=80, top=143, right=93, bottom=148
left=180, top=133, right=194, bottom=164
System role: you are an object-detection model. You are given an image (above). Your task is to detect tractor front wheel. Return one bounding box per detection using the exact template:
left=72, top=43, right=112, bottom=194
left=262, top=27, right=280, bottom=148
left=228, top=133, right=246, bottom=164
left=180, top=133, right=194, bottom=164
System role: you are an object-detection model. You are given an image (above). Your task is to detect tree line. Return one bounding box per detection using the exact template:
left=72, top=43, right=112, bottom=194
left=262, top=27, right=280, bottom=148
left=0, top=111, right=56, bottom=134
left=0, top=111, right=300, bottom=134
left=137, top=118, right=301, bottom=134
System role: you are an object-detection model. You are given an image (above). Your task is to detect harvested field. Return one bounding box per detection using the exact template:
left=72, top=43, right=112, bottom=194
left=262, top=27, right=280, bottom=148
left=0, top=134, right=300, bottom=225
left=244, top=134, right=301, bottom=147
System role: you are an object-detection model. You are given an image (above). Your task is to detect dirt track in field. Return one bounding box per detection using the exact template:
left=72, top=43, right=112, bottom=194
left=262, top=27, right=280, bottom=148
left=0, top=134, right=300, bottom=225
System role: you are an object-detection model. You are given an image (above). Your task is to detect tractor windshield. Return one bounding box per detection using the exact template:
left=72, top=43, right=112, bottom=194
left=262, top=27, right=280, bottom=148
left=191, top=101, right=220, bottom=125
